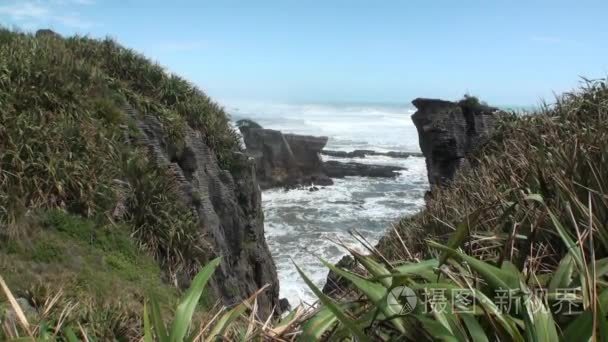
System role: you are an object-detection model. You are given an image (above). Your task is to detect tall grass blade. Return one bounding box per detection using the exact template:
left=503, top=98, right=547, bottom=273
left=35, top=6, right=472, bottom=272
left=205, top=285, right=266, bottom=341
left=149, top=296, right=168, bottom=341
left=319, top=258, right=407, bottom=334
left=427, top=241, right=519, bottom=290
left=549, top=253, right=574, bottom=292
left=294, top=263, right=370, bottom=341
left=461, top=313, right=489, bottom=342
left=169, top=257, right=221, bottom=342
left=438, top=209, right=481, bottom=267
left=299, top=307, right=338, bottom=341
left=143, top=302, right=154, bottom=342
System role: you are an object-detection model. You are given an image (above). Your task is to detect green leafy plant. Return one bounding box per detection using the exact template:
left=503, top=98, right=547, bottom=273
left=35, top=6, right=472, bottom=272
left=296, top=193, right=608, bottom=341
left=143, top=257, right=220, bottom=342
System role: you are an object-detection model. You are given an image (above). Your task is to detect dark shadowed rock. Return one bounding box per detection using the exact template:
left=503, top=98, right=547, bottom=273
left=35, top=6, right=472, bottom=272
left=238, top=120, right=333, bottom=188
left=35, top=29, right=61, bottom=39
left=323, top=160, right=405, bottom=178
left=279, top=298, right=291, bottom=312
left=322, top=255, right=357, bottom=298
left=127, top=107, right=280, bottom=318
left=411, top=97, right=498, bottom=187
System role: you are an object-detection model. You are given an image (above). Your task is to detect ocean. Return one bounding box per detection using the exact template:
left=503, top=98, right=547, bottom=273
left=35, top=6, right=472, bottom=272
left=228, top=102, right=429, bottom=305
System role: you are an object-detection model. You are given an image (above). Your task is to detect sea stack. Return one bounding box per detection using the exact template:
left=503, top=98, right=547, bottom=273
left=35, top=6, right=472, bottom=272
left=237, top=119, right=333, bottom=189
left=411, top=96, right=499, bottom=187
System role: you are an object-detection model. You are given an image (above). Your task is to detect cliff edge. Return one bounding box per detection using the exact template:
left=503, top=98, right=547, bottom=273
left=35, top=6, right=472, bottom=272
left=411, top=96, right=499, bottom=187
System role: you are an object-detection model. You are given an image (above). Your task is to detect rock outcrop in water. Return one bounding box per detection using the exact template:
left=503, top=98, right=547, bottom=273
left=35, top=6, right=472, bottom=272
left=322, top=149, right=423, bottom=159
left=130, top=111, right=280, bottom=318
left=237, top=120, right=333, bottom=188
left=411, top=96, right=498, bottom=187
left=323, top=161, right=405, bottom=178
left=238, top=119, right=411, bottom=188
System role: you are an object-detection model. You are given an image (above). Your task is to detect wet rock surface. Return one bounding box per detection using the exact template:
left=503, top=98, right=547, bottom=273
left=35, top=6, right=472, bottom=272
left=323, top=160, right=405, bottom=178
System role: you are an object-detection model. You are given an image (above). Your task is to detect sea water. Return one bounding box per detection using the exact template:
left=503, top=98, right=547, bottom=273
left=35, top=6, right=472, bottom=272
left=229, top=102, right=429, bottom=305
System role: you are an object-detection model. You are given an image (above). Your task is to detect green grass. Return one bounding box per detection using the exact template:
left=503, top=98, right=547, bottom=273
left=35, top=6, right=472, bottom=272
left=0, top=27, right=242, bottom=338
left=0, top=28, right=243, bottom=274
left=0, top=210, right=179, bottom=340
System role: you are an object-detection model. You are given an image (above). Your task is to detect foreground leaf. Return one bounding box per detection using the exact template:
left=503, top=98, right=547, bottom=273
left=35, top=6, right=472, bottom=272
left=295, top=263, right=370, bottom=342
left=169, top=257, right=221, bottom=342
left=300, top=306, right=338, bottom=341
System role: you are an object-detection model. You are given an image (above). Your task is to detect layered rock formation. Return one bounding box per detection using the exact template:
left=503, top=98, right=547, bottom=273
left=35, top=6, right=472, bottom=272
left=323, top=161, right=405, bottom=178
left=237, top=120, right=333, bottom=188
left=238, top=120, right=411, bottom=187
left=411, top=97, right=498, bottom=187
left=128, top=109, right=280, bottom=318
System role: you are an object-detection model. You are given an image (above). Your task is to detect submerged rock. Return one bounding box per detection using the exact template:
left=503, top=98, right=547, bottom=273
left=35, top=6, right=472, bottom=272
left=322, top=160, right=405, bottom=178
left=411, top=97, right=498, bottom=187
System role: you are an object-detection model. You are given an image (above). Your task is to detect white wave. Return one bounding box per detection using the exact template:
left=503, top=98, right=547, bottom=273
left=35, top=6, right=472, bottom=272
left=227, top=101, right=421, bottom=152
left=228, top=101, right=429, bottom=305
left=263, top=157, right=429, bottom=305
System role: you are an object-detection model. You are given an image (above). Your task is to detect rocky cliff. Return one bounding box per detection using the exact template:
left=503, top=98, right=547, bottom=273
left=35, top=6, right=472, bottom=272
left=130, top=110, right=280, bottom=317
left=411, top=97, right=498, bottom=187
left=237, top=120, right=333, bottom=188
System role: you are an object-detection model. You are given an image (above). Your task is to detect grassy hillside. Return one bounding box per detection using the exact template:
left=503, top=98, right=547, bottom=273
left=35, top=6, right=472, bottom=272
left=0, top=28, right=241, bottom=339
left=2, top=26, right=608, bottom=340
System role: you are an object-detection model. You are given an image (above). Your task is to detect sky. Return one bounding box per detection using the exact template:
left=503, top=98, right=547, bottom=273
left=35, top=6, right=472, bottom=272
left=1, top=0, right=608, bottom=107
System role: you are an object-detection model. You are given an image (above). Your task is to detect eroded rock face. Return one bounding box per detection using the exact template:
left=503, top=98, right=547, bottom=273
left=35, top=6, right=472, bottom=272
left=238, top=120, right=333, bottom=188
left=128, top=109, right=280, bottom=318
left=323, top=161, right=405, bottom=178
left=411, top=97, right=498, bottom=187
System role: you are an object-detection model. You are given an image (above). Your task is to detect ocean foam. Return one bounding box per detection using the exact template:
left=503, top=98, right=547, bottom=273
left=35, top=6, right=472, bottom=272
left=228, top=102, right=429, bottom=305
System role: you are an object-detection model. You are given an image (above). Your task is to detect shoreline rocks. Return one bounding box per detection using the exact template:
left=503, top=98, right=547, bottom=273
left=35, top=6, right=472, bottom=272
left=237, top=119, right=410, bottom=189
left=237, top=119, right=333, bottom=189
left=323, top=160, right=405, bottom=178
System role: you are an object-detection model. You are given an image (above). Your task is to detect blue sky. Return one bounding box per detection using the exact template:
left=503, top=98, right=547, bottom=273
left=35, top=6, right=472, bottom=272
left=1, top=0, right=608, bottom=107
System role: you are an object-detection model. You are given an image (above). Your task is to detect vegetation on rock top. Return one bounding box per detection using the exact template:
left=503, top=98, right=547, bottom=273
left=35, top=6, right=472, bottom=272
left=0, top=28, right=241, bottom=339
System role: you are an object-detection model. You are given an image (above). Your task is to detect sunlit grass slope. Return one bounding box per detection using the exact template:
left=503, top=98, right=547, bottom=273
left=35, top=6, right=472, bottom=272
left=0, top=28, right=241, bottom=338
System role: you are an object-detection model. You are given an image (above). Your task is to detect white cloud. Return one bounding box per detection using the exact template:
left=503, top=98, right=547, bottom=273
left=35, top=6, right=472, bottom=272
left=0, top=0, right=95, bottom=30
